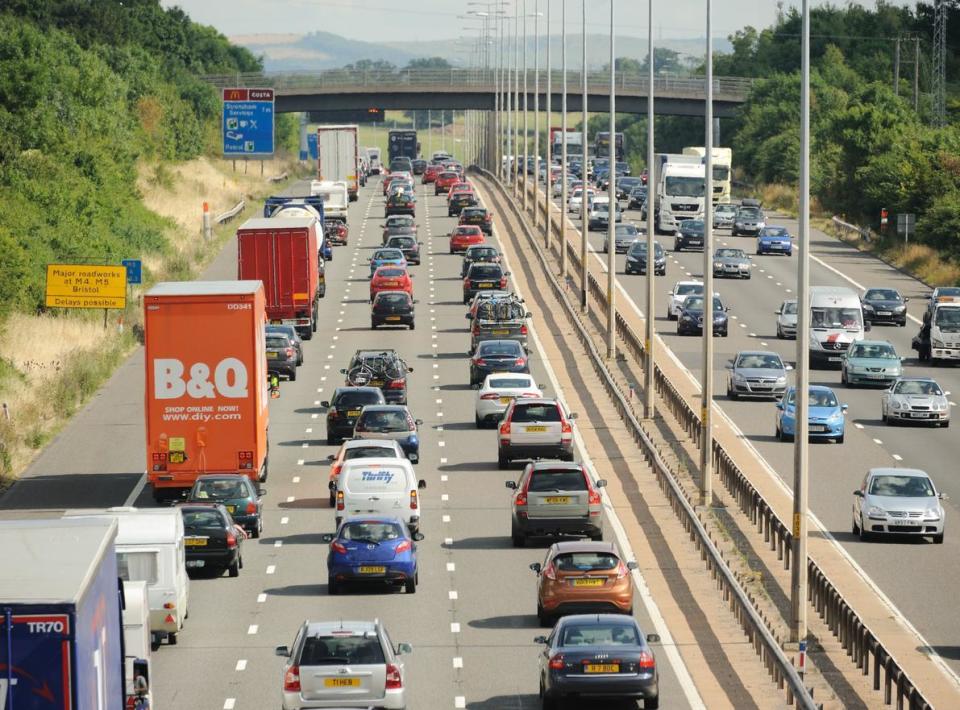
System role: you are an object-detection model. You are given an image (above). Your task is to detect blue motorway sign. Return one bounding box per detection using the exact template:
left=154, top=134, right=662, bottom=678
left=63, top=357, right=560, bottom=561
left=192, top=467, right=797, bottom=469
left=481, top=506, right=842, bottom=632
left=222, top=88, right=275, bottom=157
left=307, top=133, right=318, bottom=160
left=121, top=258, right=142, bottom=285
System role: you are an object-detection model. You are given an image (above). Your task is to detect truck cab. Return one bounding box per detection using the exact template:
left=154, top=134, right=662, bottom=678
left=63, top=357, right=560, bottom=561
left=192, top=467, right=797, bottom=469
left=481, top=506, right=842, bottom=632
left=655, top=159, right=706, bottom=234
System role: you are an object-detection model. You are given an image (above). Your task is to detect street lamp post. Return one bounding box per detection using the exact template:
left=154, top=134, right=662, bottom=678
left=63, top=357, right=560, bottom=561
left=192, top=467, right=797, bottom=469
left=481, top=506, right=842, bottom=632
left=523, top=0, right=529, bottom=211
left=544, top=0, right=552, bottom=249
left=605, top=0, right=616, bottom=360
left=514, top=5, right=521, bottom=194
left=700, top=0, right=714, bottom=507
left=644, top=0, right=656, bottom=420
left=579, top=0, right=588, bottom=313
left=560, top=0, right=568, bottom=280
left=533, top=0, right=540, bottom=226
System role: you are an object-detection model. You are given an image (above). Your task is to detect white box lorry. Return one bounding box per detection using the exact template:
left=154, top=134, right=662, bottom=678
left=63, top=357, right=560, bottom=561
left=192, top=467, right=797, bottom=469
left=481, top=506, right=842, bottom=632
left=317, top=125, right=360, bottom=202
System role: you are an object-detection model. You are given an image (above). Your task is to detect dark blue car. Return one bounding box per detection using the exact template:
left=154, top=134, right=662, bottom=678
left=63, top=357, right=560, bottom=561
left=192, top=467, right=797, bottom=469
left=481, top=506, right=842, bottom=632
left=756, top=226, right=792, bottom=256
left=325, top=516, right=422, bottom=595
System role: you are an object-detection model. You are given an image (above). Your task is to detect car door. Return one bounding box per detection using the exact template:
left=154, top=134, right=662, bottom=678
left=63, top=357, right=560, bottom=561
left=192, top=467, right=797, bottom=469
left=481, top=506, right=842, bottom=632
left=526, top=467, right=590, bottom=520
left=298, top=634, right=387, bottom=703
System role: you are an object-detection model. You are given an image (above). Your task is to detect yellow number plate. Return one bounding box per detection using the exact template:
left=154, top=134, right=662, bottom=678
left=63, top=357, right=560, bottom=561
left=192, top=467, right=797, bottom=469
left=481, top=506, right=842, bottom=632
left=544, top=496, right=570, bottom=504
left=266, top=352, right=278, bottom=359
left=525, top=426, right=546, bottom=433
left=270, top=319, right=283, bottom=325
left=347, top=410, right=362, bottom=417
left=324, top=678, right=360, bottom=687
left=359, top=566, right=386, bottom=574
left=184, top=538, right=207, bottom=547
left=385, top=316, right=402, bottom=321
left=225, top=505, right=235, bottom=513
left=369, top=381, right=383, bottom=387
left=478, top=283, right=492, bottom=288
left=168, top=452, right=185, bottom=464
left=572, top=578, right=605, bottom=587
left=499, top=396, right=513, bottom=404
left=492, top=329, right=509, bottom=335
left=584, top=663, right=619, bottom=674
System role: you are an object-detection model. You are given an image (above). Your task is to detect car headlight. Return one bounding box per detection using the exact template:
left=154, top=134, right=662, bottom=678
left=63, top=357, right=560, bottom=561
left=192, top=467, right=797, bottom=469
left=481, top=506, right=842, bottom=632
left=733, top=373, right=747, bottom=383
left=775, top=376, right=787, bottom=384
left=862, top=304, right=874, bottom=311
left=866, top=505, right=887, bottom=519
left=714, top=261, right=723, bottom=268
left=681, top=314, right=693, bottom=322
left=933, top=338, right=945, bottom=348
left=828, top=411, right=844, bottom=421
left=891, top=401, right=902, bottom=409
left=925, top=507, right=942, bottom=520
left=894, top=305, right=906, bottom=312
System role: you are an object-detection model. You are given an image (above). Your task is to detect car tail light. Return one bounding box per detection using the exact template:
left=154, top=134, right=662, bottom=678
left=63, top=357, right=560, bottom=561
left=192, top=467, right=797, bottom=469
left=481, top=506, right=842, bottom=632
left=331, top=463, right=342, bottom=478
left=474, top=358, right=487, bottom=367
left=561, top=421, right=573, bottom=435
left=638, top=650, right=656, bottom=670
left=395, top=540, right=412, bottom=554
left=336, top=490, right=345, bottom=511
left=387, top=378, right=406, bottom=389
left=542, top=562, right=557, bottom=580
left=283, top=665, right=301, bottom=691
left=499, top=420, right=511, bottom=436
left=152, top=452, right=168, bottom=471
left=463, top=277, right=470, bottom=286
left=515, top=358, right=525, bottom=366
left=616, top=561, right=629, bottom=579
left=226, top=531, right=237, bottom=548
left=480, top=393, right=500, bottom=400
left=548, top=654, right=565, bottom=670
left=588, top=486, right=602, bottom=506
left=331, top=541, right=348, bottom=554
left=520, top=324, right=528, bottom=335
left=385, top=663, right=403, bottom=690
left=473, top=324, right=480, bottom=335
left=286, top=347, right=295, bottom=358
left=410, top=490, right=419, bottom=510
left=500, top=278, right=508, bottom=288
left=238, top=451, right=254, bottom=470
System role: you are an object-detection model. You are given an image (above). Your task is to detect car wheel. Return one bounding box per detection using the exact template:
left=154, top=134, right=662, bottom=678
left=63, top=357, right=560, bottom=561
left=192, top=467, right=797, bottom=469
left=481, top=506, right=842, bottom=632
left=836, top=434, right=844, bottom=444
left=498, top=451, right=509, bottom=470
left=167, top=632, right=178, bottom=646
left=328, top=578, right=339, bottom=595
left=329, top=491, right=336, bottom=508
left=371, top=320, right=378, bottom=330
left=728, top=387, right=738, bottom=401
left=881, top=410, right=887, bottom=423
left=776, top=423, right=782, bottom=441
left=405, top=578, right=417, bottom=594
left=537, top=603, right=552, bottom=627
left=288, top=369, right=296, bottom=382
left=852, top=515, right=860, bottom=535
left=840, top=369, right=847, bottom=385
left=228, top=558, right=240, bottom=577
left=934, top=533, right=944, bottom=544
left=475, top=414, right=483, bottom=428
left=943, top=419, right=951, bottom=428
left=251, top=521, right=261, bottom=539
left=645, top=695, right=660, bottom=709
left=858, top=516, right=872, bottom=542
left=327, top=434, right=336, bottom=446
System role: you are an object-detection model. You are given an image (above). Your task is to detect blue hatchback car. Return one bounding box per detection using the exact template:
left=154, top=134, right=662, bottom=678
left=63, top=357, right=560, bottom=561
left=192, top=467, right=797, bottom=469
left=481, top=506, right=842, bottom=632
left=325, top=516, right=422, bottom=595
left=775, top=386, right=847, bottom=443
left=369, top=248, right=408, bottom=278
left=756, top=226, right=793, bottom=256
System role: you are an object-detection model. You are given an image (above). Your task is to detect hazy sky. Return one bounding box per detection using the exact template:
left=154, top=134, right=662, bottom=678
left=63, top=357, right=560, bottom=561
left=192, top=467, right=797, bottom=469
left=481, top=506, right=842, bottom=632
left=163, top=0, right=916, bottom=43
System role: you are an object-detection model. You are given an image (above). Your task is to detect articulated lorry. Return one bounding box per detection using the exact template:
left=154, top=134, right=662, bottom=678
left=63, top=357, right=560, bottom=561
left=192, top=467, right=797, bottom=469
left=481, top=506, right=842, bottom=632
left=388, top=129, right=418, bottom=161
left=317, top=125, right=360, bottom=201
left=594, top=131, right=625, bottom=161
left=653, top=153, right=706, bottom=234
left=237, top=217, right=321, bottom=340
left=682, top=146, right=733, bottom=203
left=0, top=517, right=136, bottom=710
left=145, top=281, right=270, bottom=501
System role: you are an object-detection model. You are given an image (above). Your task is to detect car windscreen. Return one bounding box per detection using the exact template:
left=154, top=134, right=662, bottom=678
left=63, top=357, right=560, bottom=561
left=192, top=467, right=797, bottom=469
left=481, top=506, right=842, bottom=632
left=848, top=343, right=897, bottom=359
left=376, top=268, right=405, bottom=279
left=664, top=176, right=705, bottom=197
left=467, top=247, right=498, bottom=259
left=266, top=337, right=288, bottom=349
left=340, top=521, right=405, bottom=543
left=375, top=292, right=410, bottom=306
left=335, top=391, right=384, bottom=407
left=738, top=208, right=761, bottom=219
left=762, top=227, right=788, bottom=237
left=374, top=250, right=403, bottom=261
left=806, top=390, right=839, bottom=407
left=344, top=446, right=398, bottom=460
left=388, top=237, right=416, bottom=248
left=868, top=475, right=935, bottom=497
left=357, top=410, right=409, bottom=431
left=455, top=227, right=480, bottom=236
left=811, top=307, right=862, bottom=329
left=193, top=479, right=247, bottom=499
left=387, top=217, right=414, bottom=227
left=463, top=209, right=486, bottom=218
left=529, top=469, right=586, bottom=491
left=864, top=289, right=900, bottom=301
left=489, top=376, right=533, bottom=389
left=716, top=249, right=745, bottom=258
left=561, top=623, right=639, bottom=646
left=676, top=284, right=703, bottom=296
left=894, top=380, right=942, bottom=396
left=716, top=204, right=736, bottom=215
left=511, top=404, right=561, bottom=423
left=782, top=301, right=798, bottom=315
left=934, top=308, right=960, bottom=329
left=478, top=341, right=522, bottom=356
left=300, top=635, right=386, bottom=666
left=736, top=354, right=783, bottom=369
left=469, top=264, right=502, bottom=278
left=628, top=242, right=663, bottom=256
left=554, top=552, right=619, bottom=572
left=615, top=225, right=638, bottom=236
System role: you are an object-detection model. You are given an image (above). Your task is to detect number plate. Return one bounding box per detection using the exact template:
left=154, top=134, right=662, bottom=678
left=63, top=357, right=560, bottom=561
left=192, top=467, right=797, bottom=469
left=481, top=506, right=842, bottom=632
left=185, top=538, right=207, bottom=547
left=525, top=425, right=546, bottom=432
left=877, top=311, right=892, bottom=316
left=544, top=496, right=570, bottom=505
left=572, top=578, right=605, bottom=587
left=499, top=396, right=513, bottom=404
left=492, top=329, right=510, bottom=335
left=324, top=678, right=360, bottom=687
left=478, top=283, right=492, bottom=288
left=385, top=316, right=402, bottom=321
left=809, top=425, right=827, bottom=432
left=270, top=319, right=283, bottom=325
left=370, top=380, right=384, bottom=387
left=909, top=412, right=931, bottom=418
left=828, top=357, right=842, bottom=362
left=584, top=664, right=620, bottom=674
left=359, top=565, right=386, bottom=574
left=225, top=505, right=235, bottom=513
left=347, top=409, right=362, bottom=417
left=169, top=452, right=185, bottom=464
left=266, top=352, right=279, bottom=359
left=185, top=560, right=205, bottom=568
left=888, top=518, right=915, bottom=527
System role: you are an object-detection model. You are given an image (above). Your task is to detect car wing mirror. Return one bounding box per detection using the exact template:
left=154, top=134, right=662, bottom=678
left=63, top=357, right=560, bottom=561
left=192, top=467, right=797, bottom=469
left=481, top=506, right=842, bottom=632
left=415, top=419, right=423, bottom=426
left=724, top=362, right=733, bottom=369
left=413, top=532, right=425, bottom=541
left=595, top=479, right=607, bottom=488
left=258, top=488, right=267, bottom=497
left=568, top=412, right=578, bottom=420
left=407, top=367, right=414, bottom=373
left=326, top=454, right=336, bottom=461
left=646, top=633, right=661, bottom=643
left=275, top=645, right=291, bottom=657
left=784, top=364, right=794, bottom=371
left=413, top=299, right=419, bottom=304
left=940, top=493, right=950, bottom=501
left=776, top=402, right=784, bottom=410
left=529, top=562, right=542, bottom=574
left=853, top=490, right=864, bottom=497
left=320, top=401, right=330, bottom=408
left=417, top=479, right=427, bottom=489
left=841, top=403, right=849, bottom=411
left=534, top=635, right=548, bottom=644
left=626, top=561, right=638, bottom=570
left=396, top=642, right=414, bottom=655
left=339, top=368, right=347, bottom=374
left=505, top=480, right=517, bottom=489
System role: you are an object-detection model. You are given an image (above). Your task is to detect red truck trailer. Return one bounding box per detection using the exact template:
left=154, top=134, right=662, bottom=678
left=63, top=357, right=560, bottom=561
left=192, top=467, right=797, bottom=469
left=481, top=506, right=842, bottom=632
left=144, top=280, right=270, bottom=501
left=237, top=217, right=320, bottom=339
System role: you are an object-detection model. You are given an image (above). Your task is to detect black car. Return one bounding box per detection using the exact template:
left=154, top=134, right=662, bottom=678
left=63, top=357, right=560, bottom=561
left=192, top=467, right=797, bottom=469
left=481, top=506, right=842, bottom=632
left=389, top=157, right=413, bottom=173
left=323, top=386, right=387, bottom=444
left=463, top=262, right=508, bottom=304
left=266, top=324, right=303, bottom=365
left=187, top=474, right=264, bottom=538
left=385, top=234, right=422, bottom=265
left=266, top=333, right=297, bottom=381
left=461, top=245, right=501, bottom=277
left=460, top=206, right=494, bottom=235
left=862, top=287, right=909, bottom=326
left=536, top=615, right=659, bottom=709
left=372, top=291, right=416, bottom=330
left=677, top=294, right=729, bottom=336
left=617, top=176, right=643, bottom=200
left=385, top=192, right=416, bottom=217
left=179, top=503, right=244, bottom=577
left=627, top=186, right=647, bottom=210
left=625, top=240, right=666, bottom=276
left=674, top=219, right=705, bottom=251
left=341, top=349, right=413, bottom=404
left=448, top=191, right=477, bottom=217
left=469, top=339, right=529, bottom=386
left=411, top=158, right=427, bottom=175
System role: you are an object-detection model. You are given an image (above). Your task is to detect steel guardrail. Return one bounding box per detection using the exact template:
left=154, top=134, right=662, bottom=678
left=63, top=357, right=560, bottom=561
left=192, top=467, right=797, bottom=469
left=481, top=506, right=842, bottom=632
left=831, top=215, right=875, bottom=243
left=475, top=167, right=818, bottom=709
left=501, top=170, right=933, bottom=710
left=215, top=199, right=245, bottom=224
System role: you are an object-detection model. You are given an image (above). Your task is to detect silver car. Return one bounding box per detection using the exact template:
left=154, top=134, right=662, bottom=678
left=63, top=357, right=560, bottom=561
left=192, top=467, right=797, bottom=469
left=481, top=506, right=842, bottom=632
left=712, top=247, right=752, bottom=279
left=602, top=223, right=642, bottom=253
left=775, top=299, right=798, bottom=339
left=881, top=377, right=950, bottom=427
left=713, top=203, right=737, bottom=229
left=726, top=351, right=791, bottom=400
left=276, top=619, right=412, bottom=709
left=732, top=206, right=766, bottom=236
left=853, top=468, right=946, bottom=543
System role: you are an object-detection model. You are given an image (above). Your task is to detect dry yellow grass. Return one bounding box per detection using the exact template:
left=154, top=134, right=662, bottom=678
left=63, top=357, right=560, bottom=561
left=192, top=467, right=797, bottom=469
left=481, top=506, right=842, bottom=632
left=0, top=313, right=108, bottom=383
left=886, top=243, right=960, bottom=286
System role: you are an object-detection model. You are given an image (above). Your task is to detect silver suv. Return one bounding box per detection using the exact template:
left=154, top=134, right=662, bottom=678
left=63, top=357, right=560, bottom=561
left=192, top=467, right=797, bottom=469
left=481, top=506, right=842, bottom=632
left=276, top=619, right=413, bottom=709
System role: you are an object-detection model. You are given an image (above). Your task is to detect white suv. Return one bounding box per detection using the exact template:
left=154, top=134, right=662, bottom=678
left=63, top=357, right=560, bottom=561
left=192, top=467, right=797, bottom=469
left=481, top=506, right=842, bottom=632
left=497, top=398, right=577, bottom=469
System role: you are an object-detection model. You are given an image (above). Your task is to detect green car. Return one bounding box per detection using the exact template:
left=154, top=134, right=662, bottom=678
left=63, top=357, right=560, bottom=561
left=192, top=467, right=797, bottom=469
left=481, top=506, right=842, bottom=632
left=840, top=340, right=903, bottom=387
left=187, top=474, right=264, bottom=538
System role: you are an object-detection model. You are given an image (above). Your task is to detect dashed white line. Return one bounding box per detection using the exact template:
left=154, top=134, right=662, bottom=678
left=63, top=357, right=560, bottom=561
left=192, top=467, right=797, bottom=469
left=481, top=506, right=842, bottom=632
left=257, top=593, right=268, bottom=603
left=292, top=476, right=301, bottom=483
left=892, top=454, right=903, bottom=461
left=235, top=659, right=247, bottom=671
left=455, top=696, right=466, bottom=708
left=873, top=438, right=883, bottom=445
left=266, top=565, right=276, bottom=575
left=441, top=493, right=449, bottom=501
left=442, top=514, right=451, bottom=523
left=854, top=423, right=865, bottom=429
left=449, top=590, right=459, bottom=600
left=223, top=700, right=236, bottom=710
left=296, top=459, right=304, bottom=466
left=450, top=623, right=461, bottom=633
left=247, top=625, right=258, bottom=635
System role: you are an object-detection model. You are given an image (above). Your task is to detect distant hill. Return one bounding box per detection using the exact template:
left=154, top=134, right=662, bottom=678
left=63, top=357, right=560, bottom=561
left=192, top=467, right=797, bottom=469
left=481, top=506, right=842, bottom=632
left=231, top=31, right=732, bottom=73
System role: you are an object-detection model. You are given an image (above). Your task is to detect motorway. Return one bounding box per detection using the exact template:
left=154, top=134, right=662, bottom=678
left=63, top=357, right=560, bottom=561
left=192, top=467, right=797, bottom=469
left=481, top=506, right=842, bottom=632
left=0, top=177, right=700, bottom=708
left=565, top=189, right=960, bottom=674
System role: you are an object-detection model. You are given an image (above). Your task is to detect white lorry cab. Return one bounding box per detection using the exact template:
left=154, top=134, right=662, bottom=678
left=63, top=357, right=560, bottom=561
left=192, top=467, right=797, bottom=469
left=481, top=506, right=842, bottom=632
left=366, top=147, right=382, bottom=174
left=928, top=301, right=960, bottom=362
left=335, top=458, right=426, bottom=533
left=310, top=180, right=349, bottom=222
left=65, top=507, right=189, bottom=647
left=655, top=157, right=706, bottom=234
left=808, top=286, right=868, bottom=366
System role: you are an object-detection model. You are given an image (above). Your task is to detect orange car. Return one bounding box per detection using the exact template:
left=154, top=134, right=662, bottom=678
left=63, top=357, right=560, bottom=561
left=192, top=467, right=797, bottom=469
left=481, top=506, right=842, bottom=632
left=369, top=265, right=413, bottom=302
left=449, top=225, right=485, bottom=254
left=435, top=171, right=460, bottom=194
left=529, top=541, right=637, bottom=625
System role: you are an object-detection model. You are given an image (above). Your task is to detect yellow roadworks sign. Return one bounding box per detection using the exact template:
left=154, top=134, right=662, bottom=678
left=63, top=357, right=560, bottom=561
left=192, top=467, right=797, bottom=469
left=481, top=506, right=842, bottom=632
left=45, top=264, right=127, bottom=309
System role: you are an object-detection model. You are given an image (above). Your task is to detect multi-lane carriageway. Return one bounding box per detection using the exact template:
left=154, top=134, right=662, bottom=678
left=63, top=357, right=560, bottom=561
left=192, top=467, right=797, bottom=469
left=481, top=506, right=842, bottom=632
left=0, top=177, right=798, bottom=708
left=550, top=186, right=960, bottom=683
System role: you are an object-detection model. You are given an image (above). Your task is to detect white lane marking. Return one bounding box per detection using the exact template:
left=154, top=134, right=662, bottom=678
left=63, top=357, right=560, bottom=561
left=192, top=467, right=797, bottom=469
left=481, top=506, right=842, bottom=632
left=442, top=515, right=451, bottom=523
left=223, top=700, right=236, bottom=710
left=292, top=476, right=301, bottom=483
left=311, top=413, right=318, bottom=419
left=235, top=659, right=247, bottom=671
left=760, top=342, right=768, bottom=347
left=441, top=474, right=449, bottom=482
left=247, top=625, right=258, bottom=635
left=444, top=537, right=453, bottom=545
left=305, top=428, right=312, bottom=434
left=450, top=623, right=461, bottom=633
left=449, top=590, right=459, bottom=600
left=892, top=454, right=903, bottom=461
left=440, top=457, right=448, bottom=464
left=266, top=565, right=276, bottom=575
left=274, top=540, right=283, bottom=548
left=749, top=332, right=757, bottom=338
left=286, top=495, right=295, bottom=502
left=257, top=593, right=267, bottom=603
left=297, top=460, right=304, bottom=466
left=854, top=423, right=865, bottom=429
left=438, top=441, right=446, bottom=447
left=873, top=438, right=883, bottom=445
left=455, top=697, right=466, bottom=709
left=301, top=442, right=309, bottom=448
left=281, top=517, right=289, bottom=525
left=436, top=412, right=444, bottom=417
left=441, top=493, right=449, bottom=501
left=453, top=657, right=463, bottom=668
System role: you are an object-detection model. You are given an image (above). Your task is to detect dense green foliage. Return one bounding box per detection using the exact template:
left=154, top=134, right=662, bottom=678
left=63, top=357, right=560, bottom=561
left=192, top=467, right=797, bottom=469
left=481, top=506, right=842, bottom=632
left=0, top=1, right=262, bottom=315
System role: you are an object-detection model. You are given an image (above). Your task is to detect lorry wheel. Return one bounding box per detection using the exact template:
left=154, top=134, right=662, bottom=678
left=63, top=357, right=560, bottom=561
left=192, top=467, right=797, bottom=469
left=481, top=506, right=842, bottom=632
left=312, top=312, right=318, bottom=332
left=167, top=632, right=178, bottom=646
left=300, top=327, right=313, bottom=341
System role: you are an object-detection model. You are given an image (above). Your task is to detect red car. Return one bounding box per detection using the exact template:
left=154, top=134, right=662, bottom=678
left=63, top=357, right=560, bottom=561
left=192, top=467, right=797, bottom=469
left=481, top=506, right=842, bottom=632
left=382, top=174, right=404, bottom=196
left=449, top=225, right=485, bottom=254
left=369, top=265, right=413, bottom=302
left=435, top=171, right=460, bottom=194
left=326, top=219, right=348, bottom=245
left=422, top=164, right=442, bottom=184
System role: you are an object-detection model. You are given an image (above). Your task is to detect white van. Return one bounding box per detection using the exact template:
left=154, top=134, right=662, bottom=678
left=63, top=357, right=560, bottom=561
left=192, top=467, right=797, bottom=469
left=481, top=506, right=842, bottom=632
left=808, top=286, right=868, bottom=366
left=310, top=179, right=349, bottom=222
left=366, top=147, right=382, bottom=174
left=65, top=507, right=189, bottom=647
left=335, top=458, right=426, bottom=533
left=123, top=581, right=154, bottom=707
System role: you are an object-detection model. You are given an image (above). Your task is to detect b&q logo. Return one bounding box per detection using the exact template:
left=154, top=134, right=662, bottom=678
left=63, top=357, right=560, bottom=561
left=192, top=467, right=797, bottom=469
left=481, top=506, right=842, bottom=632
left=154, top=358, right=248, bottom=399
